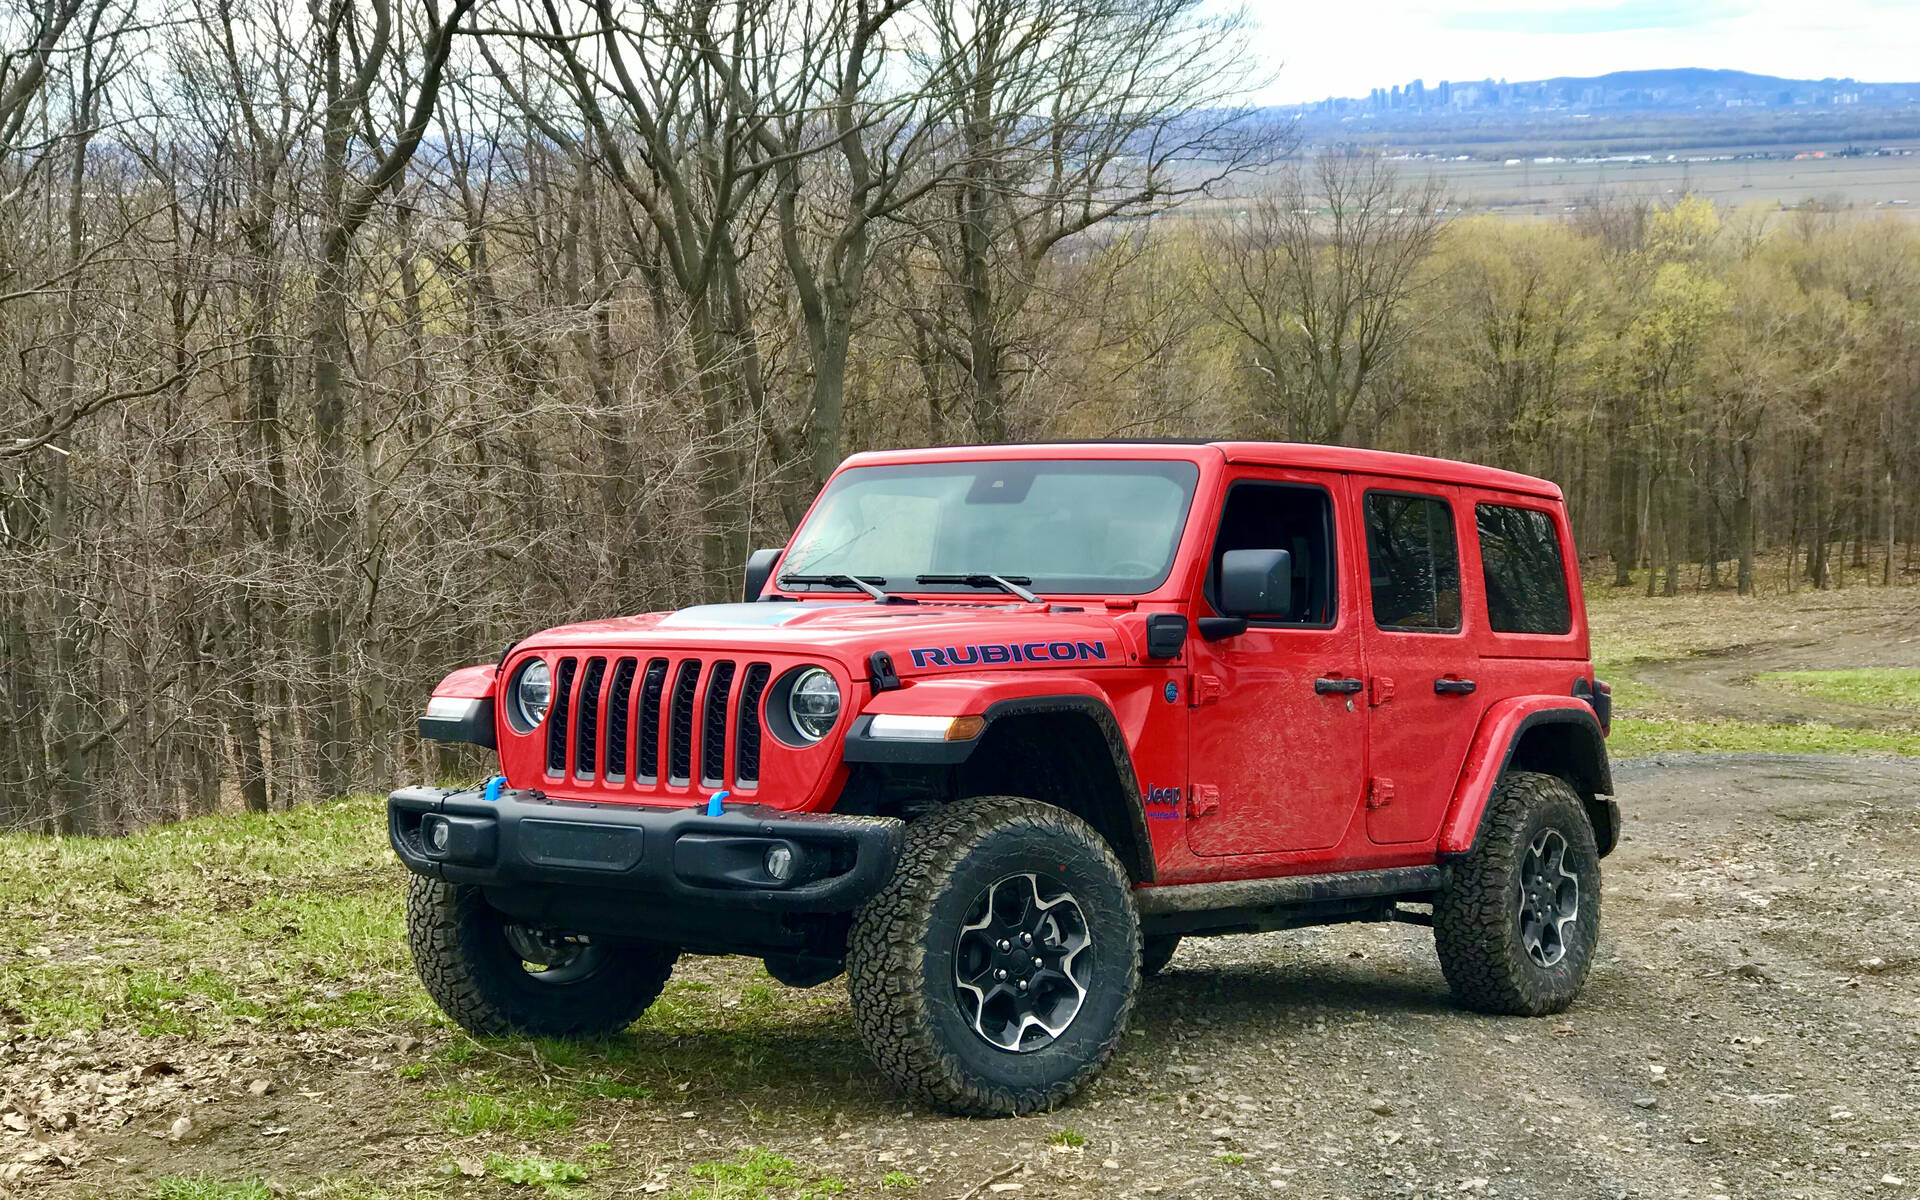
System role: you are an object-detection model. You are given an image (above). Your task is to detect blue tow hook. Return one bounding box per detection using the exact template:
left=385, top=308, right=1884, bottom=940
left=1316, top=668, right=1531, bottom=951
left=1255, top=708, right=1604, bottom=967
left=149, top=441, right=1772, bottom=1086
left=706, top=789, right=731, bottom=817
left=482, top=775, right=505, bottom=803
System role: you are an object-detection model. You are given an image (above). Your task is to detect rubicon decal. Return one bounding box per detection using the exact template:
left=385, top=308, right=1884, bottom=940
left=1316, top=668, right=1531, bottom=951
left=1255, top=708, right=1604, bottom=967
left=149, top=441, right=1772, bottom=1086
left=908, top=641, right=1110, bottom=669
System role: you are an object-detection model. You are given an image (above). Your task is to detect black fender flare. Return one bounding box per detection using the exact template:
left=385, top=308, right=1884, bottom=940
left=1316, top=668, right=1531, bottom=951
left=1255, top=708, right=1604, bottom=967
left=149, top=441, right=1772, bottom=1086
left=843, top=694, right=1156, bottom=881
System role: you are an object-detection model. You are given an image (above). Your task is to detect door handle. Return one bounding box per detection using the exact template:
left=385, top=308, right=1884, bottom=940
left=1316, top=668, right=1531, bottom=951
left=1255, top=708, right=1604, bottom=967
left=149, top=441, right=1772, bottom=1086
left=1434, top=677, right=1478, bottom=695
left=1314, top=676, right=1365, bottom=695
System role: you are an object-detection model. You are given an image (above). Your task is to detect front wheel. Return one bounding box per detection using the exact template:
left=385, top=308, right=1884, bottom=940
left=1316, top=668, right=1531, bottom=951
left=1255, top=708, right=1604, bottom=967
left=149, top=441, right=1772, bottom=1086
left=1140, top=934, right=1182, bottom=977
left=847, top=796, right=1140, bottom=1116
left=1433, top=771, right=1601, bottom=1016
left=406, top=876, right=677, bottom=1037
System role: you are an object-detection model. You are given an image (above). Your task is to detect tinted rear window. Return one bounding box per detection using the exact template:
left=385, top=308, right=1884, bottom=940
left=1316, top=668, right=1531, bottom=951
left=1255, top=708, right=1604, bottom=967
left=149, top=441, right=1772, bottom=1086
left=1364, top=492, right=1461, bottom=632
left=1476, top=504, right=1572, bottom=634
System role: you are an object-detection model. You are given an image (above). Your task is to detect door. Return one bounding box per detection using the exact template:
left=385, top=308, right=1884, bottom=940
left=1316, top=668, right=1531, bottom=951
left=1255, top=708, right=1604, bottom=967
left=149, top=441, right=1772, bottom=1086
left=1185, top=474, right=1369, bottom=856
left=1350, top=479, right=1487, bottom=844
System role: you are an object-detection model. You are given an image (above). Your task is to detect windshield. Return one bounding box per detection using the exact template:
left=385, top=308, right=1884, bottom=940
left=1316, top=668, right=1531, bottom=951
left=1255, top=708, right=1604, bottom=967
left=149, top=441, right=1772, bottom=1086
left=781, top=458, right=1201, bottom=595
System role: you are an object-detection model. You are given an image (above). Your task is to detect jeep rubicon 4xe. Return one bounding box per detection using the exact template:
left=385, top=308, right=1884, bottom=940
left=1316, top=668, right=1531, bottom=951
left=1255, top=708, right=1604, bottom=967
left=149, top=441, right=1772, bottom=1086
left=391, top=442, right=1617, bottom=1116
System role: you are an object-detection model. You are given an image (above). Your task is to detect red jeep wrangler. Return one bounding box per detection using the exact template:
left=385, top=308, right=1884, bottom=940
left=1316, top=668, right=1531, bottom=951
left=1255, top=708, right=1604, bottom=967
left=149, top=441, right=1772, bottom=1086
left=392, top=442, right=1616, bottom=1116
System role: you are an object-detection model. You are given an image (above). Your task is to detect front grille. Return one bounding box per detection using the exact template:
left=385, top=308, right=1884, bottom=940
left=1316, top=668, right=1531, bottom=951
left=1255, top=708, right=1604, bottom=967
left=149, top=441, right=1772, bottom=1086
left=538, top=653, right=775, bottom=794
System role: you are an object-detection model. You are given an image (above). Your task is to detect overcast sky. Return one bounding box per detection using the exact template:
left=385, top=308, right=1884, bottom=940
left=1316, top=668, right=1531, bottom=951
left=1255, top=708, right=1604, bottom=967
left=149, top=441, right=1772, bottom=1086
left=1243, top=0, right=1920, bottom=104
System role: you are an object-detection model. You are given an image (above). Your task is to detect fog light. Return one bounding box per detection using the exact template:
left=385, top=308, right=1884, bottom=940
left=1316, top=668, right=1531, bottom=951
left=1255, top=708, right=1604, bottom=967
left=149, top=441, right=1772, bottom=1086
left=424, top=815, right=450, bottom=855
left=764, top=843, right=794, bottom=882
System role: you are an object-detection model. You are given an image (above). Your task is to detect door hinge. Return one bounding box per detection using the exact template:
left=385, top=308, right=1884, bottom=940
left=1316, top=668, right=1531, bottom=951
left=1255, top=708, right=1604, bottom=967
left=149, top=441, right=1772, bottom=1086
left=1187, top=784, right=1220, bottom=818
left=1188, top=673, right=1222, bottom=708
left=1367, top=777, right=1396, bottom=809
left=1369, top=676, right=1395, bottom=706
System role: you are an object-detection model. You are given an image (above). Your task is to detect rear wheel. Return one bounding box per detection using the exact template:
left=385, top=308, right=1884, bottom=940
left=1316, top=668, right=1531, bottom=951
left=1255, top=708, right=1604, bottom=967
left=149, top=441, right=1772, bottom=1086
left=406, top=876, right=677, bottom=1037
left=1433, top=771, right=1601, bottom=1016
left=847, top=796, right=1140, bottom=1116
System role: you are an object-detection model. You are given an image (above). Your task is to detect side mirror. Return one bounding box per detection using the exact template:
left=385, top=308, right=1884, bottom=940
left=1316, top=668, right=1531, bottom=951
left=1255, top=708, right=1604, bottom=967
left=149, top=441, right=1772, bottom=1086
left=743, top=548, right=783, bottom=602
left=1219, top=548, right=1293, bottom=617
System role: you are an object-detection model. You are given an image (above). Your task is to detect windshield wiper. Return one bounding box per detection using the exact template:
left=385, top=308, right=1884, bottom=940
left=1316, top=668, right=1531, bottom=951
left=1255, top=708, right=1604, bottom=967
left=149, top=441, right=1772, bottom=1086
left=916, top=574, right=1041, bottom=603
left=777, top=573, right=916, bottom=605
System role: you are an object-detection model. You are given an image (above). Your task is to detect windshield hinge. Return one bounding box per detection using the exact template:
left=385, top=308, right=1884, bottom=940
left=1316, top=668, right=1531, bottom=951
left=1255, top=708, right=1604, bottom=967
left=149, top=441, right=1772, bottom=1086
left=868, top=651, right=901, bottom=693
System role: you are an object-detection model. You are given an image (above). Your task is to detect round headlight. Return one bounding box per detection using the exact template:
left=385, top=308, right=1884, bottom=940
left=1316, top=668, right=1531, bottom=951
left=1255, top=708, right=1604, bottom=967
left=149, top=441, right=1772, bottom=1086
left=787, top=668, right=841, bottom=742
left=514, top=659, right=553, bottom=728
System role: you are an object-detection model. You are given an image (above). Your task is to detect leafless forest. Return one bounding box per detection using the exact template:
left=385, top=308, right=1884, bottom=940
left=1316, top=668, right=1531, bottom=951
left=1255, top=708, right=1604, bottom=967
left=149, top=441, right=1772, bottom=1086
left=2, top=0, right=1916, bottom=835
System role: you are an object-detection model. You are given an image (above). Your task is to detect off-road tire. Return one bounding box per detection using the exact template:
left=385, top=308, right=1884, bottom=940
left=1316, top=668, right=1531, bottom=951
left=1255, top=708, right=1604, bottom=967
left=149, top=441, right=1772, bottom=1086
left=847, top=796, right=1140, bottom=1116
left=406, top=876, right=677, bottom=1037
left=1434, top=771, right=1601, bottom=1016
left=1140, top=934, right=1182, bottom=977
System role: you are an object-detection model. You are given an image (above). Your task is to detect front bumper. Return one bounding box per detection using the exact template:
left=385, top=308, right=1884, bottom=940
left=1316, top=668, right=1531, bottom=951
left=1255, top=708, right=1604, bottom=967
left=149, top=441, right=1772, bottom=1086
left=388, top=786, right=903, bottom=913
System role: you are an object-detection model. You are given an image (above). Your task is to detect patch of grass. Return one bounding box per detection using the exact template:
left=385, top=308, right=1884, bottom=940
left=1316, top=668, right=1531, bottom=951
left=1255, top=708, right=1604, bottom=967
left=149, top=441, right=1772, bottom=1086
left=153, top=1178, right=428, bottom=1200
left=880, top=1172, right=918, bottom=1189
left=681, top=1149, right=845, bottom=1199
left=485, top=1153, right=590, bottom=1193
left=154, top=1179, right=272, bottom=1200
left=1609, top=716, right=1920, bottom=757
left=438, top=1089, right=577, bottom=1135
left=1755, top=668, right=1920, bottom=711
left=1045, top=1128, right=1086, bottom=1148
left=0, top=796, right=434, bottom=1038
left=1217, top=1152, right=1246, bottom=1165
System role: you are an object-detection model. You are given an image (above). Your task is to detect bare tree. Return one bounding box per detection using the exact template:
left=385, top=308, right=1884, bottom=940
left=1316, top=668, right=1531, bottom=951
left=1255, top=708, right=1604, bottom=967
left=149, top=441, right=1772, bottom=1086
left=898, top=0, right=1276, bottom=442
left=1206, top=154, right=1444, bottom=444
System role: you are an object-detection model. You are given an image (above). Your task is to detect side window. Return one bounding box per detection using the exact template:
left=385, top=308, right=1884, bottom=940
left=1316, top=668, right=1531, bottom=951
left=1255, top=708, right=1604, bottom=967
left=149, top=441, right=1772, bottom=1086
left=1210, top=483, right=1336, bottom=625
left=1476, top=503, right=1573, bottom=635
left=1364, top=492, right=1461, bottom=632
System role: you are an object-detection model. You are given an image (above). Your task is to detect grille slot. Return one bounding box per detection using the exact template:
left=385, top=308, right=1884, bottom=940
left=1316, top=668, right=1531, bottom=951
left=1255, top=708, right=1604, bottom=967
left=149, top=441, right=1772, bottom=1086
left=701, top=661, right=736, bottom=787
left=735, top=663, right=771, bottom=786
left=545, top=657, right=577, bottom=775
left=637, top=658, right=668, bottom=781
left=668, top=660, right=701, bottom=783
left=604, top=657, right=637, bottom=781
left=573, top=657, right=607, bottom=778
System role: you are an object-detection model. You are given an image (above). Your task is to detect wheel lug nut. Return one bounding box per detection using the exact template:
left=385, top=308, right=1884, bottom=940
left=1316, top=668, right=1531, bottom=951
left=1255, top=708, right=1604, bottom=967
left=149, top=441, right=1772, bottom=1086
left=997, top=939, right=1010, bottom=952
left=1033, top=956, right=1044, bottom=968
left=995, top=968, right=1008, bottom=981
left=1020, top=932, right=1032, bottom=946
left=1018, top=979, right=1028, bottom=991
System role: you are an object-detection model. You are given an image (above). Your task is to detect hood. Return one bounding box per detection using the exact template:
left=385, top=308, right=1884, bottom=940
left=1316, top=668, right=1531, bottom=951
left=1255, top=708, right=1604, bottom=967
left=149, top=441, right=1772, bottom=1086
left=515, top=600, right=1135, bottom=674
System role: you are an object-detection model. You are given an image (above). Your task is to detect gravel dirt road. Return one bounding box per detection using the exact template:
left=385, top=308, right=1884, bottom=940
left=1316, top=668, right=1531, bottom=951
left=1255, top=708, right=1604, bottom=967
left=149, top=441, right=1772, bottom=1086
left=29, top=753, right=1919, bottom=1200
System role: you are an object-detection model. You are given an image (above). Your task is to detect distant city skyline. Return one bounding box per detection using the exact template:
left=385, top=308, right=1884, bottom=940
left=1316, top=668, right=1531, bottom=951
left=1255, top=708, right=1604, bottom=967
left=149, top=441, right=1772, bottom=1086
left=1239, top=0, right=1920, bottom=105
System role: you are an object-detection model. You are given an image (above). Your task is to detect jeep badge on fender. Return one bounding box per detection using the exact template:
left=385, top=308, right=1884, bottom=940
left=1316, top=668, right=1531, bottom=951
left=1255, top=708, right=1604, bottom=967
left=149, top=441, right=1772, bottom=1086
left=392, top=442, right=1616, bottom=1117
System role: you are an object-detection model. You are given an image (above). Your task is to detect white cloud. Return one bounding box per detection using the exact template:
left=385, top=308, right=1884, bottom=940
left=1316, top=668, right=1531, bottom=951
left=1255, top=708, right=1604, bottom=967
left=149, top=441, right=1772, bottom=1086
left=1237, top=0, right=1920, bottom=103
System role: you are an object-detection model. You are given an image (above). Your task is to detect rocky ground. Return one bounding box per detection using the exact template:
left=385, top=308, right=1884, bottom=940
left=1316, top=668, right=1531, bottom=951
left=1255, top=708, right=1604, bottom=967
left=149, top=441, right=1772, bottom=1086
left=6, top=752, right=1912, bottom=1200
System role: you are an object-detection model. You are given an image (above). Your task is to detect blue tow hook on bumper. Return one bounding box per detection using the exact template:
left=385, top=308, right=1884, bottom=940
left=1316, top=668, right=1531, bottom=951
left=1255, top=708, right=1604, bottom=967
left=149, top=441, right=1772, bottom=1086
left=387, top=785, right=903, bottom=913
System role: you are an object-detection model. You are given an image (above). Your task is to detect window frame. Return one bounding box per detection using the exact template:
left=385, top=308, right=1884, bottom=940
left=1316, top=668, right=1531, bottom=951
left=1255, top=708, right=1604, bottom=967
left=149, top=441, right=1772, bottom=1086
left=1202, top=478, right=1341, bottom=631
left=1473, top=499, right=1575, bottom=637
left=1361, top=487, right=1465, bottom=636
left=779, top=457, right=1203, bottom=598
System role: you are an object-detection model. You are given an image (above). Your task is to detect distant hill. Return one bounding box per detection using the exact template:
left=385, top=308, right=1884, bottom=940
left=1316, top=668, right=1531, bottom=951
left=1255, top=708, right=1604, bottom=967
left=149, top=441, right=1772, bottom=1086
left=1287, top=68, right=1920, bottom=122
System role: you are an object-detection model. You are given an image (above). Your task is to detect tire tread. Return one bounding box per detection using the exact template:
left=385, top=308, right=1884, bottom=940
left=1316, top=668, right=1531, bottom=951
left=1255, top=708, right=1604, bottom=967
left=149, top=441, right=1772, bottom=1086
left=846, top=796, right=1139, bottom=1117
